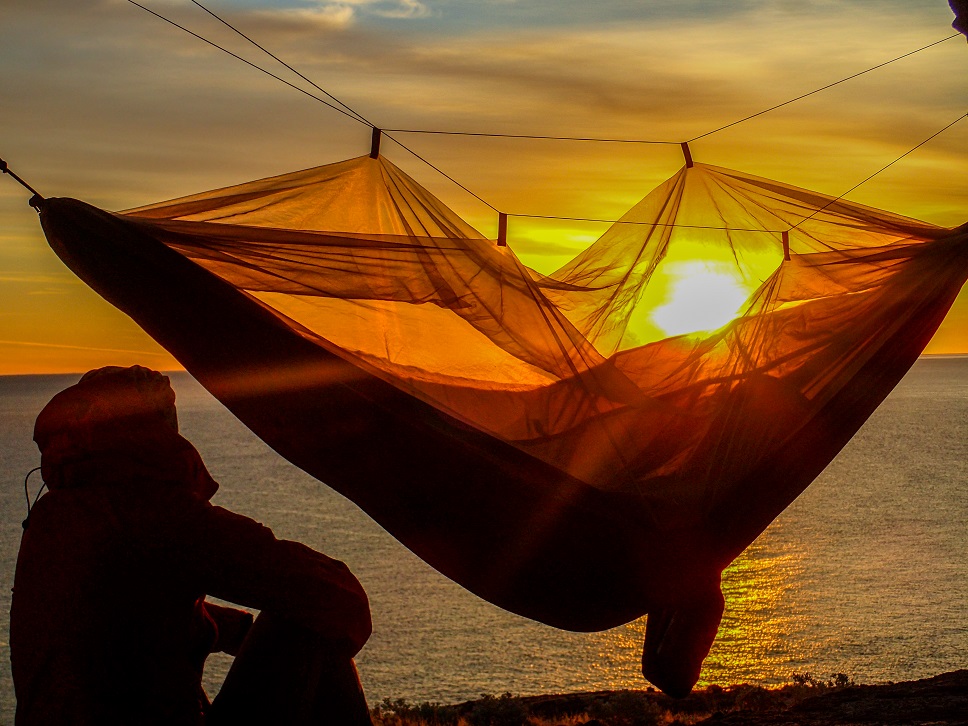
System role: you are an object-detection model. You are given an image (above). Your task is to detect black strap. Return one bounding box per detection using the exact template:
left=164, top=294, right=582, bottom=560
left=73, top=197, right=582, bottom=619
left=0, top=157, right=45, bottom=209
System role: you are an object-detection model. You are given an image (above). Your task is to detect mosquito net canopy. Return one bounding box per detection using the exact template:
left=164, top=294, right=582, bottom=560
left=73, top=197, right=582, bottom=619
left=37, top=153, right=968, bottom=696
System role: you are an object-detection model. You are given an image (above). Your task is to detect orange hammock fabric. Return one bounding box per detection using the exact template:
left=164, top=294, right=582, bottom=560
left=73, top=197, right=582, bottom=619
left=38, top=155, right=968, bottom=695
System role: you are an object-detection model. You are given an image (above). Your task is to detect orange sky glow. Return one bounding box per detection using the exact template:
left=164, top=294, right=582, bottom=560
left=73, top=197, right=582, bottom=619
left=1, top=0, right=966, bottom=374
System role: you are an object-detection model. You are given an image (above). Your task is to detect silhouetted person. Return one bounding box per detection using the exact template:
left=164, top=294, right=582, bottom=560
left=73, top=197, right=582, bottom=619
left=10, top=365, right=373, bottom=725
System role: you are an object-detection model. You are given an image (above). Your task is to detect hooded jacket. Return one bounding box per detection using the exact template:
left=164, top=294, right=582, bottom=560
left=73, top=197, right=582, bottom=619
left=10, top=367, right=371, bottom=726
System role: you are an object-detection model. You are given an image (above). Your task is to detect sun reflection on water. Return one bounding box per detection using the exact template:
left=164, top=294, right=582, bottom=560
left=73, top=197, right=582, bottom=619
left=583, top=518, right=815, bottom=690
left=700, top=524, right=814, bottom=687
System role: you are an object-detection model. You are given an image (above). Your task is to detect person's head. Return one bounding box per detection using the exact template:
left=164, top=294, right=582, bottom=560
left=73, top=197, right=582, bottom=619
left=33, top=365, right=217, bottom=498
left=35, top=366, right=178, bottom=448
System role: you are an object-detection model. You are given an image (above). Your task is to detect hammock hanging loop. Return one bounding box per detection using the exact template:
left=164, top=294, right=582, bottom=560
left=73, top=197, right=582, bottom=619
left=680, top=142, right=694, bottom=168
left=497, top=212, right=508, bottom=246
left=370, top=127, right=382, bottom=159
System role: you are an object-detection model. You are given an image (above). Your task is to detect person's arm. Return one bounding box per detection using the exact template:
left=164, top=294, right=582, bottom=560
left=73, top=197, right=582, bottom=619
left=185, top=500, right=372, bottom=657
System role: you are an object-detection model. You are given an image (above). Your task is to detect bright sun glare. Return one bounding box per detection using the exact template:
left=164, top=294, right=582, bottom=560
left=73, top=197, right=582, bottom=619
left=650, top=261, right=751, bottom=338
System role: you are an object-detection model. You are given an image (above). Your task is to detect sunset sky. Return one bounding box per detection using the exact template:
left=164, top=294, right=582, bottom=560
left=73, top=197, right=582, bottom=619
left=1, top=0, right=966, bottom=374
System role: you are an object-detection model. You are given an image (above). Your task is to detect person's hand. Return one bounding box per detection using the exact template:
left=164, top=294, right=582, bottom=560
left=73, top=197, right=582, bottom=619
left=205, top=602, right=255, bottom=656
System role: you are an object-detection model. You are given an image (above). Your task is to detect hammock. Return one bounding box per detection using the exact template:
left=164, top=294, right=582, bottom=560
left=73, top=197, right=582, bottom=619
left=36, top=154, right=968, bottom=696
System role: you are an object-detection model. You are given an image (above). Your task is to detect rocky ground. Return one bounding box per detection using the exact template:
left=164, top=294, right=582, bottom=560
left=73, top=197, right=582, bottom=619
left=374, top=670, right=968, bottom=725
left=687, top=670, right=968, bottom=725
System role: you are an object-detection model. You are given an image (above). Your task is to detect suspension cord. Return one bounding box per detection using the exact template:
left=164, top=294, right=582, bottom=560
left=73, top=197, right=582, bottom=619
left=123, top=0, right=367, bottom=125
left=384, top=129, right=679, bottom=145
left=0, top=157, right=45, bottom=207
left=186, top=0, right=372, bottom=126
left=789, top=110, right=968, bottom=230
left=389, top=29, right=957, bottom=145
left=96, top=4, right=968, bottom=234
left=124, top=1, right=958, bottom=147
left=688, top=34, right=960, bottom=142
left=507, top=213, right=782, bottom=232
left=381, top=132, right=499, bottom=211
left=1, top=158, right=44, bottom=197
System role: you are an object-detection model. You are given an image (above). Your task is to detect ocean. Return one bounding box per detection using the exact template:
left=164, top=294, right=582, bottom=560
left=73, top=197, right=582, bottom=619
left=1, top=359, right=966, bottom=720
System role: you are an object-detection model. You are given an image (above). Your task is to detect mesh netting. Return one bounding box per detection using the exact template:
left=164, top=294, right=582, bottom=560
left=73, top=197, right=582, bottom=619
left=125, top=156, right=953, bottom=497
left=39, top=153, right=967, bottom=694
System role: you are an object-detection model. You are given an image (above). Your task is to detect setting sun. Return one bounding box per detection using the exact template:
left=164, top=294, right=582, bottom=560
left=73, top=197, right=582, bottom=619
left=617, top=236, right=780, bottom=351
left=650, top=261, right=752, bottom=338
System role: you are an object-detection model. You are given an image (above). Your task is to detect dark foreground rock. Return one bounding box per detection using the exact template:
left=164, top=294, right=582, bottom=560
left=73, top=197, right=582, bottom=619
left=433, top=670, right=968, bottom=725
left=693, top=670, right=968, bottom=725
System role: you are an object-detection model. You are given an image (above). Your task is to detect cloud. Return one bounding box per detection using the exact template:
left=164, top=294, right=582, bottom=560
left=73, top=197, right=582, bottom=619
left=254, top=0, right=430, bottom=28
left=374, top=0, right=430, bottom=19
left=251, top=4, right=356, bottom=30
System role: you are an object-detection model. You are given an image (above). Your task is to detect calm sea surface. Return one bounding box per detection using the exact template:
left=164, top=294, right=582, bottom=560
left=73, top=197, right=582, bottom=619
left=1, top=359, right=966, bottom=719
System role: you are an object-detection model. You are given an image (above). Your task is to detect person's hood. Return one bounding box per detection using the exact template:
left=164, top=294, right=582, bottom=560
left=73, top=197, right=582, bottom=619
left=33, top=365, right=218, bottom=499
